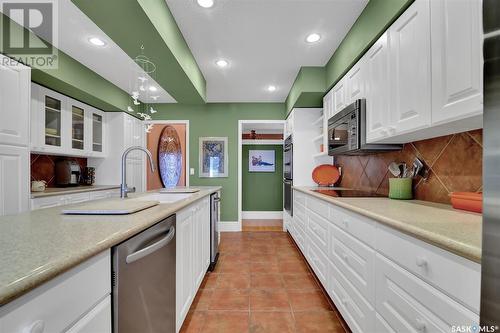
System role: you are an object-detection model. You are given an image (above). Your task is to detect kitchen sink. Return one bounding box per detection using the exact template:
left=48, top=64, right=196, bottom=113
left=134, top=192, right=194, bottom=204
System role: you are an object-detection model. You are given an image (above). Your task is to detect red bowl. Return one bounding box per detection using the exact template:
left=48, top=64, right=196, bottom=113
left=450, top=192, right=482, bottom=213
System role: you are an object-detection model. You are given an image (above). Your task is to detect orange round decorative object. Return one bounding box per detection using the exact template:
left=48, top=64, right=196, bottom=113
left=450, top=192, right=482, bottom=214
left=312, top=164, right=340, bottom=186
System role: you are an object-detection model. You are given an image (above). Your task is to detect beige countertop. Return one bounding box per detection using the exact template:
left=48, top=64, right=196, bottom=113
left=294, top=187, right=482, bottom=263
left=31, top=185, right=120, bottom=198
left=0, top=186, right=221, bottom=306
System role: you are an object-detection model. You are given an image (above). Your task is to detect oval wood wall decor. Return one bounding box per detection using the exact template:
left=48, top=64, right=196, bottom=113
left=158, top=125, right=182, bottom=188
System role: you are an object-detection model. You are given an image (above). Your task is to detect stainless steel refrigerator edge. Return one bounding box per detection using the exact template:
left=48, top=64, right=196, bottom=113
left=481, top=0, right=500, bottom=325
left=112, top=215, right=176, bottom=333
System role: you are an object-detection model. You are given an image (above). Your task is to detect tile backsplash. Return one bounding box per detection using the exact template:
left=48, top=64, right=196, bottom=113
left=335, top=130, right=483, bottom=205
left=31, top=154, right=87, bottom=187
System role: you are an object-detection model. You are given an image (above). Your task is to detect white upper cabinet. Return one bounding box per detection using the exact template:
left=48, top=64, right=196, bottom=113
left=430, top=0, right=483, bottom=125
left=31, top=83, right=107, bottom=157
left=332, top=77, right=347, bottom=117
left=388, top=0, right=431, bottom=138
left=0, top=56, right=30, bottom=147
left=345, top=57, right=366, bottom=105
left=365, top=32, right=391, bottom=143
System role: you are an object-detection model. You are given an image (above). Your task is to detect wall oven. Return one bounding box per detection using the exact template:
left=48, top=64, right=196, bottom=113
left=283, top=135, right=293, bottom=216
left=328, top=99, right=402, bottom=156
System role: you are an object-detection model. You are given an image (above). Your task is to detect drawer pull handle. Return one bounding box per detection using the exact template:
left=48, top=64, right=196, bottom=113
left=342, top=254, right=348, bottom=262
left=341, top=298, right=348, bottom=305
left=24, top=320, right=45, bottom=333
left=416, top=257, right=428, bottom=267
left=415, top=318, right=426, bottom=331
left=342, top=218, right=349, bottom=227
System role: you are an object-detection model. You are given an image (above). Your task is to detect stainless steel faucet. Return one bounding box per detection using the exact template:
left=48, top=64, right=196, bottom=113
left=121, top=146, right=156, bottom=198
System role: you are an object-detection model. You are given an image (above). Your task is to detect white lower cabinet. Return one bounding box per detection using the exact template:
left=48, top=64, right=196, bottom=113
left=0, top=251, right=110, bottom=333
left=287, top=190, right=480, bottom=333
left=176, top=197, right=211, bottom=332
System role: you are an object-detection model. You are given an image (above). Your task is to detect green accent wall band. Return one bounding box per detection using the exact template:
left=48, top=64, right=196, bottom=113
left=151, top=103, right=286, bottom=221
left=242, top=145, right=283, bottom=212
left=285, top=67, right=325, bottom=113
left=72, top=0, right=206, bottom=104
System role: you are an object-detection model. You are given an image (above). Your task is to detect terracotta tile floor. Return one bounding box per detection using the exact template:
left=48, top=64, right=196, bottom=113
left=181, top=231, right=348, bottom=333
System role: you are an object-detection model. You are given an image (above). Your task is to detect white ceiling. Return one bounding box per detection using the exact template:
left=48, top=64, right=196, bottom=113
left=165, top=0, right=368, bottom=102
left=55, top=0, right=176, bottom=104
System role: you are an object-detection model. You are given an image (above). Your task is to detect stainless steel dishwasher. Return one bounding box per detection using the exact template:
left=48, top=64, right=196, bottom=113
left=112, top=214, right=176, bottom=333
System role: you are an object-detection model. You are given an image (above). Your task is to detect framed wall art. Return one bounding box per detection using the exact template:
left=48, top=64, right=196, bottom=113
left=249, top=149, right=275, bottom=172
left=199, top=137, right=228, bottom=178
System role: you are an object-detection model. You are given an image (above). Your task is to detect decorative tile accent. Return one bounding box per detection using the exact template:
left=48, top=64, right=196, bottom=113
left=30, top=154, right=87, bottom=187
left=336, top=130, right=483, bottom=205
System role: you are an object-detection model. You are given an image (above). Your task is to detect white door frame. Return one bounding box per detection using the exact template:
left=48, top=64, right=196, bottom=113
left=238, top=120, right=286, bottom=231
left=144, top=120, right=190, bottom=186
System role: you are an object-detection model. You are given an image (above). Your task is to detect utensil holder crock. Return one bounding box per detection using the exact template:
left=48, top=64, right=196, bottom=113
left=389, top=178, right=413, bottom=200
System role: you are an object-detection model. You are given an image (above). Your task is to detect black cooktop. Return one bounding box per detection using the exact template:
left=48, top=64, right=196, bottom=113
left=312, top=189, right=385, bottom=198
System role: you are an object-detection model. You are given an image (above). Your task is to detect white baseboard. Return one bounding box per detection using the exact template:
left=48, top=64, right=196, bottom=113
left=218, top=221, right=241, bottom=232
left=241, top=211, right=283, bottom=220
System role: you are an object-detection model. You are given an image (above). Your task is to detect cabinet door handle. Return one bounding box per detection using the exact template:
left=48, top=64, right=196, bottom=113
left=416, top=257, right=428, bottom=267
left=342, top=253, right=348, bottom=262
left=415, top=318, right=426, bottom=331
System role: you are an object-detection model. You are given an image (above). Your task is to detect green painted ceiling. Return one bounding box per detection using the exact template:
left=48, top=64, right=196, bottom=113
left=71, top=0, right=206, bottom=104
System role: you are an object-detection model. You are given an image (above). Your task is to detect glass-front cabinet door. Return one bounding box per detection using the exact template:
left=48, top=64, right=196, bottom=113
left=71, top=105, right=85, bottom=151
left=44, top=95, right=62, bottom=147
left=91, top=109, right=105, bottom=156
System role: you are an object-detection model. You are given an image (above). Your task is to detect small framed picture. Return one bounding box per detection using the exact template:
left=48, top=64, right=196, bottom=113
left=199, top=137, right=228, bottom=178
left=249, top=150, right=275, bottom=172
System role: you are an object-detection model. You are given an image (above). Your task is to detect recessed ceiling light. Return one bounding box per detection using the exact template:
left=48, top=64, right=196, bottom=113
left=88, top=37, right=106, bottom=47
left=197, top=0, right=214, bottom=8
left=216, top=59, right=228, bottom=68
left=267, top=85, right=277, bottom=92
left=306, top=33, right=321, bottom=43
left=149, top=86, right=158, bottom=92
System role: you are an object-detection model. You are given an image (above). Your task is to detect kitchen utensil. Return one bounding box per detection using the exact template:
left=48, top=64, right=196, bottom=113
left=450, top=192, right=482, bottom=213
left=388, top=162, right=402, bottom=177
left=389, top=178, right=413, bottom=200
left=31, top=180, right=47, bottom=192
left=312, top=164, right=340, bottom=186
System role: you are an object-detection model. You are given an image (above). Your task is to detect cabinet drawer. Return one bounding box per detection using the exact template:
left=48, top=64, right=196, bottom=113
left=329, top=205, right=375, bottom=247
left=31, top=195, right=65, bottom=210
left=329, top=224, right=375, bottom=304
left=307, top=210, right=329, bottom=255
left=65, top=192, right=91, bottom=204
left=306, top=195, right=329, bottom=220
left=292, top=222, right=307, bottom=255
left=293, top=209, right=307, bottom=233
left=66, top=296, right=111, bottom=333
left=294, top=190, right=306, bottom=206
left=0, top=251, right=110, bottom=333
left=330, top=261, right=375, bottom=333
left=376, top=224, right=480, bottom=313
left=294, top=200, right=306, bottom=221
left=375, top=254, right=478, bottom=332
left=306, top=237, right=328, bottom=287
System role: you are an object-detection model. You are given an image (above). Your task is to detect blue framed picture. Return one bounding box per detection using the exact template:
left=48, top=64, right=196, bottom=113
left=249, top=150, right=275, bottom=172
left=199, top=137, right=228, bottom=178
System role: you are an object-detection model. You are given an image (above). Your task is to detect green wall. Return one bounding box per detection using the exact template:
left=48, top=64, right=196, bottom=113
left=152, top=103, right=286, bottom=221
left=285, top=67, right=326, bottom=113
left=242, top=145, right=283, bottom=212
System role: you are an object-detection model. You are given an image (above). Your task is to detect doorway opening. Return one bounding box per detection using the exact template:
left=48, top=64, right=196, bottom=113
left=238, top=120, right=285, bottom=232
